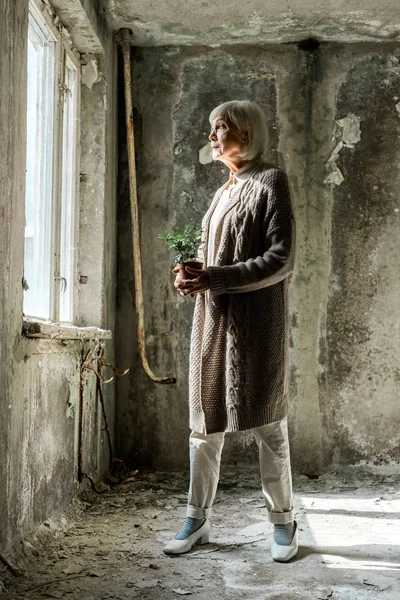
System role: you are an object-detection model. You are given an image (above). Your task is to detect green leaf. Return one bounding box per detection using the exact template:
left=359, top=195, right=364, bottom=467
left=158, top=223, right=203, bottom=265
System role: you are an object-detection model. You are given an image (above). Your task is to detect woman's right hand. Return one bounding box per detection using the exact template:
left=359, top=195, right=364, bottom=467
left=171, top=267, right=195, bottom=297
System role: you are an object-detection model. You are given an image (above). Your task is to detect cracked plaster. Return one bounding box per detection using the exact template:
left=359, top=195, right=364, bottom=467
left=99, top=0, right=400, bottom=45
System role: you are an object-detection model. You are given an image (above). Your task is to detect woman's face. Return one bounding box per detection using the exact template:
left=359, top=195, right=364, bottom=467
left=209, top=115, right=247, bottom=169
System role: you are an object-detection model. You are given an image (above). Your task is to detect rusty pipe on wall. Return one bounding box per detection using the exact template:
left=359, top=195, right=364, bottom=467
left=117, top=28, right=176, bottom=385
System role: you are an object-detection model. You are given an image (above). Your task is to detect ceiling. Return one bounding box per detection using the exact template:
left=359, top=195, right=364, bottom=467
left=100, top=0, right=400, bottom=45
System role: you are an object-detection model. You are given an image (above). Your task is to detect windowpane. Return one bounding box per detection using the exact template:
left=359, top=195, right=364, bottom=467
left=59, top=57, right=78, bottom=323
left=24, top=8, right=56, bottom=319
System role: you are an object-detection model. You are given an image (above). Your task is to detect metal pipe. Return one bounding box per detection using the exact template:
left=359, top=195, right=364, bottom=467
left=118, top=29, right=176, bottom=385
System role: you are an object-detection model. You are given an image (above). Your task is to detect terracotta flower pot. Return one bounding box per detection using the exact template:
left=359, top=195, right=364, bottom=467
left=177, top=260, right=203, bottom=280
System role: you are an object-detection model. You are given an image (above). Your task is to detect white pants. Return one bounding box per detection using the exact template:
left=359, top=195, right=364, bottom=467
left=187, top=417, right=294, bottom=525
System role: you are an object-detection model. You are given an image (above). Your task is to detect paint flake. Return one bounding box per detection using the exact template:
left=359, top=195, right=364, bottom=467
left=336, top=114, right=361, bottom=147
left=324, top=114, right=361, bottom=186
left=82, top=58, right=102, bottom=89
left=199, top=143, right=213, bottom=165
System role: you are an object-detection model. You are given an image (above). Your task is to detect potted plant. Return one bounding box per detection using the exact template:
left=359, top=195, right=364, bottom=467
left=158, top=224, right=203, bottom=280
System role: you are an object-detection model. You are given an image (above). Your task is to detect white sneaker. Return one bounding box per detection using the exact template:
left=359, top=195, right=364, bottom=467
left=163, top=519, right=211, bottom=555
left=271, top=521, right=298, bottom=562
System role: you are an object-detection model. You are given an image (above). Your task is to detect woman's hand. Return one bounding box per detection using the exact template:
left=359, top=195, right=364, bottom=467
left=172, top=266, right=211, bottom=297
left=171, top=267, right=188, bottom=297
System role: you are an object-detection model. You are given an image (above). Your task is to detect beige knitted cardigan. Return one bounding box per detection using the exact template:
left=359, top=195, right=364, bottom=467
left=189, top=165, right=295, bottom=434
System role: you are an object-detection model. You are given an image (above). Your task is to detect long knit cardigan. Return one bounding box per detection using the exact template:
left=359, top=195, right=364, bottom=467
left=188, top=165, right=295, bottom=434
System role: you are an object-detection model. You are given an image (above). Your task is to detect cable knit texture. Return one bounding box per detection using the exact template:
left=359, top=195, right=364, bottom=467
left=189, top=166, right=295, bottom=434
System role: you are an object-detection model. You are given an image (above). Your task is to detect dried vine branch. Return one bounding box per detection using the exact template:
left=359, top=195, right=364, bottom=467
left=79, top=343, right=129, bottom=486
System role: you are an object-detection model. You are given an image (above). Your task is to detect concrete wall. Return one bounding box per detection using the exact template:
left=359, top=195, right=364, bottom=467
left=116, top=43, right=400, bottom=474
left=0, top=0, right=117, bottom=552
left=101, top=0, right=400, bottom=45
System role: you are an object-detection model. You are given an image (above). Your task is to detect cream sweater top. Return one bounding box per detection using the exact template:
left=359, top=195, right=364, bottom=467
left=207, top=163, right=256, bottom=266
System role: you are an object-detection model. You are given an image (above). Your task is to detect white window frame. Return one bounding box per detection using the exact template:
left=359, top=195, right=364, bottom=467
left=24, top=0, right=81, bottom=325
left=58, top=45, right=81, bottom=323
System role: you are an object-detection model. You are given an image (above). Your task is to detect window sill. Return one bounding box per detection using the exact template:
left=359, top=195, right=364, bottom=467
left=22, top=319, right=112, bottom=341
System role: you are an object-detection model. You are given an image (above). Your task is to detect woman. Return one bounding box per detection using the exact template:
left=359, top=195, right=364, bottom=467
left=164, top=100, right=297, bottom=562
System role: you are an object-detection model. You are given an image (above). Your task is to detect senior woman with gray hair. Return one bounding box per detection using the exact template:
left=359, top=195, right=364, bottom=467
left=164, top=100, right=297, bottom=562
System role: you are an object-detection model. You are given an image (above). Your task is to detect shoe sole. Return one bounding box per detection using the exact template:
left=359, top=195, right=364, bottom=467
left=272, top=545, right=298, bottom=562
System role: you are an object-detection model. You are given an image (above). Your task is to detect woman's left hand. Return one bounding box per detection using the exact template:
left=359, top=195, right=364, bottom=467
left=178, top=266, right=211, bottom=296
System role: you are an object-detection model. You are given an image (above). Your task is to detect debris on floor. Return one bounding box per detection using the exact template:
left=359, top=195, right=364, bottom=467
left=1, top=470, right=400, bottom=599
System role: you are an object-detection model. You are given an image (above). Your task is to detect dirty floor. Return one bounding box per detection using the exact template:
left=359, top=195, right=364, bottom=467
left=2, top=470, right=400, bottom=600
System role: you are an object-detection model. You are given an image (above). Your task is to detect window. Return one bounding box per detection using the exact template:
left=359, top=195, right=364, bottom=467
left=24, top=0, right=80, bottom=323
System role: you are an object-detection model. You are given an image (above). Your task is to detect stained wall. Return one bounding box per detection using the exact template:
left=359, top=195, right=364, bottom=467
left=116, top=43, right=400, bottom=474
left=0, top=0, right=117, bottom=551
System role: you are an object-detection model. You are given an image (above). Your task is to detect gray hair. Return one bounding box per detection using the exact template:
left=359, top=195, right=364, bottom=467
left=209, top=100, right=269, bottom=162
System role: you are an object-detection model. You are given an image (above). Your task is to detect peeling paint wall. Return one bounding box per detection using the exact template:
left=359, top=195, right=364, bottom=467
left=0, top=0, right=117, bottom=552
left=116, top=43, right=400, bottom=475
left=325, top=50, right=400, bottom=469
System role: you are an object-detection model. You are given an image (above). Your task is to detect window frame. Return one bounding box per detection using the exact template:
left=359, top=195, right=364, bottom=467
left=56, top=42, right=81, bottom=325
left=25, top=0, right=81, bottom=325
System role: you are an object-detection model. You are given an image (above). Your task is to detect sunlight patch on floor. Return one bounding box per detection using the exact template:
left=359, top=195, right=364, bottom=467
left=299, top=494, right=400, bottom=514
left=320, top=557, right=400, bottom=571
left=303, top=513, right=399, bottom=546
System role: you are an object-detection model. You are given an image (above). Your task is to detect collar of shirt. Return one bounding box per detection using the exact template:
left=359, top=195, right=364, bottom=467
left=228, top=161, right=259, bottom=187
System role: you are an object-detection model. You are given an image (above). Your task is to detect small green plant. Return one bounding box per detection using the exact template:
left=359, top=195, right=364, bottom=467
left=158, top=224, right=203, bottom=266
